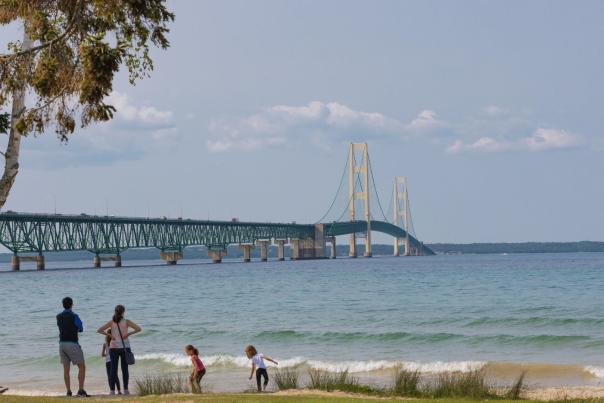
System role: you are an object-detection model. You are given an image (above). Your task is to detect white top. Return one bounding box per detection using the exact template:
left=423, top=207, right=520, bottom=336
left=110, top=319, right=131, bottom=349
left=251, top=353, right=266, bottom=369
left=104, top=343, right=111, bottom=362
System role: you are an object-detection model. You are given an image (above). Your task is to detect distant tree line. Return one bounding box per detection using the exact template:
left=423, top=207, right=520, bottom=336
left=428, top=241, right=604, bottom=254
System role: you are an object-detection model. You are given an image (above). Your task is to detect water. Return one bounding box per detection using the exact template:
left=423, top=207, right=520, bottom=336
left=1, top=253, right=603, bottom=395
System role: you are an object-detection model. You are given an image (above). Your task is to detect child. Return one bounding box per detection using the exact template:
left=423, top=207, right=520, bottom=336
left=101, top=330, right=121, bottom=395
left=245, top=345, right=278, bottom=392
left=185, top=345, right=206, bottom=393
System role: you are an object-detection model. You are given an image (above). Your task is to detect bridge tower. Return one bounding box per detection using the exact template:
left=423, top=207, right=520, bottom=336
left=392, top=176, right=411, bottom=256
left=348, top=143, right=371, bottom=257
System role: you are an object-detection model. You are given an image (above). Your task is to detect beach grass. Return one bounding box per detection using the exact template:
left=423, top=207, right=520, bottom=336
left=390, top=365, right=422, bottom=396
left=505, top=372, right=527, bottom=400
left=134, top=372, right=189, bottom=396
left=274, top=367, right=300, bottom=390
left=307, top=369, right=378, bottom=394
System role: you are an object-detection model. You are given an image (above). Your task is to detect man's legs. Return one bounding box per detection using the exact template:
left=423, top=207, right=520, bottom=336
left=62, top=362, right=71, bottom=393
left=77, top=363, right=86, bottom=391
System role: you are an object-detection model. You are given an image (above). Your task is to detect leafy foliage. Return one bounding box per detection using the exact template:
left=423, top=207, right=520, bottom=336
left=0, top=0, right=174, bottom=140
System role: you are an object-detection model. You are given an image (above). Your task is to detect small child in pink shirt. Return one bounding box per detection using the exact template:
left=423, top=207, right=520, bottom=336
left=185, top=345, right=206, bottom=393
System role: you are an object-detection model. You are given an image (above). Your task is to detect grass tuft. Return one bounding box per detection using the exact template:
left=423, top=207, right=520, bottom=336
left=391, top=366, right=421, bottom=396
left=429, top=370, right=493, bottom=398
left=134, top=372, right=188, bottom=396
left=505, top=371, right=526, bottom=400
left=307, top=369, right=376, bottom=394
left=274, top=368, right=300, bottom=390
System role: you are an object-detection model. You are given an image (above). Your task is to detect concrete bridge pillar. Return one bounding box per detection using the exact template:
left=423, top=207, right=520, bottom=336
left=290, top=239, right=300, bottom=260
left=364, top=231, right=372, bottom=258
left=349, top=234, right=357, bottom=258
left=275, top=239, right=286, bottom=261
left=114, top=255, right=122, bottom=268
left=239, top=244, right=253, bottom=262
left=160, top=250, right=182, bottom=265
left=257, top=240, right=271, bottom=262
left=394, top=238, right=400, bottom=256
left=208, top=249, right=226, bottom=263
left=329, top=237, right=336, bottom=259
left=93, top=254, right=101, bottom=268
left=36, top=254, right=45, bottom=270
left=11, top=255, right=19, bottom=271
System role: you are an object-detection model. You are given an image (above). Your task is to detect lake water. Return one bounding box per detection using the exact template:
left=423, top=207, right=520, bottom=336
left=1, top=253, right=603, bottom=395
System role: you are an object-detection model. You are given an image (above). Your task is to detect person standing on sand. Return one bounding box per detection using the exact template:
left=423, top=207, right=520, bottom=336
left=101, top=329, right=121, bottom=395
left=245, top=345, right=278, bottom=392
left=56, top=297, right=89, bottom=397
left=97, top=305, right=142, bottom=396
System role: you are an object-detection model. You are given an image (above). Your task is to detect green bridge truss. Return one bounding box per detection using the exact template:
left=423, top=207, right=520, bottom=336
left=322, top=220, right=435, bottom=255
left=0, top=212, right=434, bottom=256
left=0, top=212, right=315, bottom=255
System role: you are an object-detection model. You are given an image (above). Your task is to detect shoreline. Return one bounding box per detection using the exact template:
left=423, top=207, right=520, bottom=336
left=3, top=386, right=604, bottom=401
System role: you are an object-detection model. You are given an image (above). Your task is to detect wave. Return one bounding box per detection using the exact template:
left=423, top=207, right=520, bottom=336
left=135, top=353, right=485, bottom=373
left=134, top=353, right=604, bottom=380
left=250, top=329, right=596, bottom=347
left=463, top=317, right=604, bottom=328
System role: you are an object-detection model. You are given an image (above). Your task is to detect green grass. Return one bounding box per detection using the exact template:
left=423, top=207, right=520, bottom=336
left=274, top=367, right=300, bottom=390
left=307, top=369, right=377, bottom=394
left=391, top=366, right=421, bottom=396
left=429, top=370, right=493, bottom=398
left=505, top=372, right=527, bottom=400
left=133, top=372, right=189, bottom=396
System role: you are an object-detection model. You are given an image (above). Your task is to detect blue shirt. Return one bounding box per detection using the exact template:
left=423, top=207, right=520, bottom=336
left=57, top=309, right=83, bottom=343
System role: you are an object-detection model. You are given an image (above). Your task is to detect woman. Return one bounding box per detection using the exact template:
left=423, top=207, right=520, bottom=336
left=97, top=305, right=141, bottom=395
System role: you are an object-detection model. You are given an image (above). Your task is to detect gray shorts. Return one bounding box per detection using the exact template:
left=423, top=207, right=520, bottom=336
left=59, top=343, right=85, bottom=365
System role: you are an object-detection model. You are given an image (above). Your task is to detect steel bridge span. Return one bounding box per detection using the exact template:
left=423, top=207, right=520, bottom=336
left=0, top=213, right=433, bottom=270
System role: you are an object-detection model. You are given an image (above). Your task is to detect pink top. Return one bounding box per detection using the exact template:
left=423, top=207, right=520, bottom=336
left=192, top=355, right=205, bottom=371
left=110, top=319, right=130, bottom=349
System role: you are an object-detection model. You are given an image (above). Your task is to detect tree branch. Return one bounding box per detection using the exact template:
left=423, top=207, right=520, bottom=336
left=0, top=0, right=82, bottom=61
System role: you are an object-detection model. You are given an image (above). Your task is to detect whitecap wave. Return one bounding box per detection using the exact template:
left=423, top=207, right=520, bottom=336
left=136, top=353, right=485, bottom=373
left=584, top=366, right=604, bottom=378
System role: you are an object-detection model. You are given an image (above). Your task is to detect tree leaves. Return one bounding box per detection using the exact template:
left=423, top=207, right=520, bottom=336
left=0, top=0, right=174, bottom=140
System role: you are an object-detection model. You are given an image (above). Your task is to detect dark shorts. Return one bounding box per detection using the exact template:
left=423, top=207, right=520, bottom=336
left=191, top=369, right=206, bottom=383
left=59, top=343, right=85, bottom=365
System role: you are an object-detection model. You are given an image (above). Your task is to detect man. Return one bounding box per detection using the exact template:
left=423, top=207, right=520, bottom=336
left=56, top=297, right=89, bottom=397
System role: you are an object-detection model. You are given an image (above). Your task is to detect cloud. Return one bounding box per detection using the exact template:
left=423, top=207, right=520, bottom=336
left=206, top=101, right=407, bottom=152
left=522, top=128, right=581, bottom=151
left=405, top=110, right=446, bottom=132
left=22, top=91, right=178, bottom=168
left=447, top=127, right=581, bottom=154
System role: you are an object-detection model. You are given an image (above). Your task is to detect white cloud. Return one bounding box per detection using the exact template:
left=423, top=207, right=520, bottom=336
left=447, top=127, right=581, bottom=154
left=406, top=110, right=446, bottom=132
left=22, top=91, right=179, bottom=169
left=106, top=91, right=173, bottom=126
left=522, top=128, right=581, bottom=151
left=206, top=101, right=407, bottom=152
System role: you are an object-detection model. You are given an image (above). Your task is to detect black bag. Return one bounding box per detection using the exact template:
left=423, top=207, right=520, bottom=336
left=116, top=321, right=135, bottom=365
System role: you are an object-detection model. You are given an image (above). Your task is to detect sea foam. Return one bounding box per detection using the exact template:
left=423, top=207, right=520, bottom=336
left=136, top=353, right=485, bottom=373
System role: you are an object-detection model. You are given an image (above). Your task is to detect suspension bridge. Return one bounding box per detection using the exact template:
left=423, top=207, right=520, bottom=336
left=0, top=143, right=434, bottom=270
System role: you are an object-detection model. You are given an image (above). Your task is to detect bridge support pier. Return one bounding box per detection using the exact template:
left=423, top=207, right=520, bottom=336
left=114, top=255, right=122, bottom=268
left=161, top=251, right=182, bottom=265
left=329, top=237, right=336, bottom=259
left=290, top=239, right=300, bottom=260
left=11, top=255, right=19, bottom=271
left=257, top=240, right=270, bottom=262
left=275, top=239, right=286, bottom=261
left=93, top=255, right=101, bottom=268
left=36, top=254, right=45, bottom=270
left=349, top=234, right=357, bottom=258
left=208, top=250, right=226, bottom=263
left=239, top=244, right=253, bottom=262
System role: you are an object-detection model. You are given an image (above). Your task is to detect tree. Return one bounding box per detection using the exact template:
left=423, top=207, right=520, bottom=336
left=0, top=0, right=174, bottom=209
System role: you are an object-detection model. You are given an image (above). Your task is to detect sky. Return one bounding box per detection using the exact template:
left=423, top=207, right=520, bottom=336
left=2, top=0, right=603, bottom=243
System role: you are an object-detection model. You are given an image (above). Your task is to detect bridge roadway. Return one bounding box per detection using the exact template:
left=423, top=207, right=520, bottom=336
left=0, top=212, right=434, bottom=270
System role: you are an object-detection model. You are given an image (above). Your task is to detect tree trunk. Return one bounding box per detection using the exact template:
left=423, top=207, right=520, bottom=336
left=0, top=26, right=32, bottom=210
